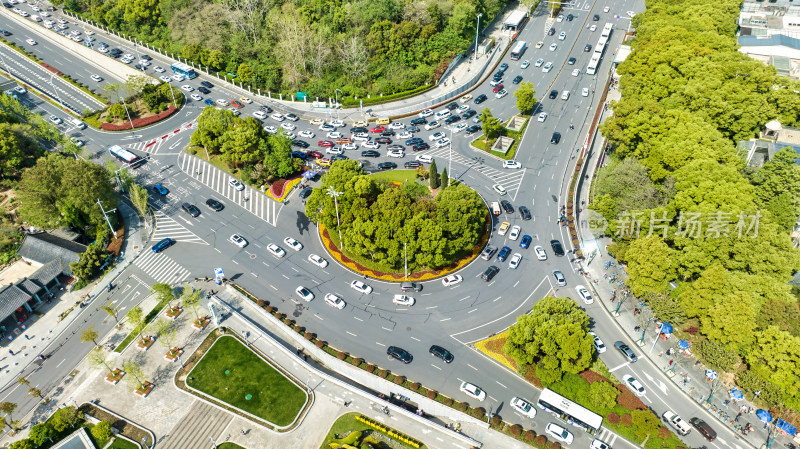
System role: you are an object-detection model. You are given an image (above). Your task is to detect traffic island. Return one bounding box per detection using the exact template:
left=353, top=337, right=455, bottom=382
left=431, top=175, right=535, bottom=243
left=471, top=114, right=530, bottom=161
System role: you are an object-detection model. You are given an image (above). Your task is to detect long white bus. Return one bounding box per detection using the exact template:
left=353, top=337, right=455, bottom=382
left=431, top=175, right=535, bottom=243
left=586, top=54, right=602, bottom=75
left=537, top=388, right=603, bottom=435
left=108, top=145, right=145, bottom=168
left=601, top=22, right=613, bottom=38
left=510, top=41, right=527, bottom=60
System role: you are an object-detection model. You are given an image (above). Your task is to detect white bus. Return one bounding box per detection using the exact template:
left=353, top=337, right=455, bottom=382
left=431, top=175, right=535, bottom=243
left=537, top=388, right=603, bottom=435
left=108, top=145, right=145, bottom=168
left=510, top=41, right=527, bottom=60
left=586, top=54, right=602, bottom=75
left=601, top=22, right=613, bottom=38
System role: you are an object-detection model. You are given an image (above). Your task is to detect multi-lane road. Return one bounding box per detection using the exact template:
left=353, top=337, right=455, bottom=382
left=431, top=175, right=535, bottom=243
left=0, top=0, right=756, bottom=448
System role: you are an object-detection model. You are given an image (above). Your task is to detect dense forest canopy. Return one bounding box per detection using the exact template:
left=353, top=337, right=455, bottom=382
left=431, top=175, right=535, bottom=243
left=60, top=0, right=510, bottom=97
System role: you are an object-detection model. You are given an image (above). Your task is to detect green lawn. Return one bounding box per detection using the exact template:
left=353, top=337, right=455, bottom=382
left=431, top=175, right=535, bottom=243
left=187, top=336, right=307, bottom=427
left=218, top=443, right=246, bottom=449
left=108, top=437, right=140, bottom=449
left=369, top=169, right=418, bottom=184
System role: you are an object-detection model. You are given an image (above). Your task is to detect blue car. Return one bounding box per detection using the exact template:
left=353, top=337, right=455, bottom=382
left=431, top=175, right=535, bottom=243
left=152, top=184, right=169, bottom=195
left=291, top=151, right=307, bottom=160
left=497, top=246, right=511, bottom=262
left=151, top=238, right=174, bottom=253
left=520, top=235, right=532, bottom=249
left=204, top=99, right=214, bottom=106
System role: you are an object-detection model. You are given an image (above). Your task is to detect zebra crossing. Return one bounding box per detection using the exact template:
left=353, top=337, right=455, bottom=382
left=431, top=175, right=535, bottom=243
left=122, top=121, right=195, bottom=156
left=594, top=427, right=619, bottom=447
left=177, top=152, right=279, bottom=226
left=133, top=249, right=192, bottom=285
left=425, top=146, right=526, bottom=197
left=151, top=210, right=207, bottom=245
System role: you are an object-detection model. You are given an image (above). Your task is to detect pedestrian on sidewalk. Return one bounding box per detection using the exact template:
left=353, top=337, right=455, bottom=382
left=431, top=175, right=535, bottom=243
left=634, top=325, right=641, bottom=332
left=24, top=335, right=29, bottom=340
left=668, top=359, right=674, bottom=367
left=8, top=349, right=13, bottom=356
left=735, top=412, right=742, bottom=422
left=240, top=429, right=246, bottom=436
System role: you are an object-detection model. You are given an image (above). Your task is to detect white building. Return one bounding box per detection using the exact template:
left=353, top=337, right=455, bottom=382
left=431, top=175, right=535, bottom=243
left=738, top=0, right=800, bottom=77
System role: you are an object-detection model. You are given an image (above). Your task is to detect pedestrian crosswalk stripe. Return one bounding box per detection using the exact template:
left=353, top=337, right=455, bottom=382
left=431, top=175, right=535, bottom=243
left=133, top=251, right=191, bottom=285
left=151, top=211, right=207, bottom=245
left=425, top=147, right=526, bottom=195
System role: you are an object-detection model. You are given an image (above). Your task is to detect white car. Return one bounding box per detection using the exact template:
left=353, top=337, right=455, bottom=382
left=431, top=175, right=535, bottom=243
left=319, top=124, right=335, bottom=132
left=70, top=137, right=84, bottom=147
left=387, top=149, right=405, bottom=158
left=398, top=131, right=412, bottom=139
left=456, top=104, right=469, bottom=113
left=388, top=122, right=405, bottom=130
left=582, top=88, right=590, bottom=97
left=296, top=130, right=314, bottom=139
left=489, top=79, right=502, bottom=87
left=85, top=30, right=94, bottom=35
left=542, top=62, right=553, bottom=73
left=590, top=24, right=597, bottom=32
left=459, top=382, right=486, bottom=401
left=252, top=110, right=267, bottom=119
left=503, top=160, right=521, bottom=169
left=575, top=285, right=594, bottom=304
left=590, top=439, right=611, bottom=449
left=435, top=138, right=450, bottom=148
left=308, top=254, right=328, bottom=268
left=159, top=76, right=172, bottom=83
left=285, top=113, right=299, bottom=121
left=453, top=123, right=468, bottom=133
left=393, top=295, right=415, bottom=306
left=283, top=237, right=303, bottom=251
left=415, top=154, right=433, bottom=163
left=326, top=131, right=342, bottom=139
left=326, top=147, right=343, bottom=155
left=492, top=184, right=507, bottom=195
left=572, top=68, right=580, bottom=77
left=622, top=374, right=646, bottom=397
left=266, top=243, right=286, bottom=258
left=363, top=141, right=379, bottom=149
left=588, top=331, right=606, bottom=353
left=419, top=109, right=433, bottom=118
left=295, top=286, right=314, bottom=302
left=604, top=6, right=610, bottom=12
left=229, top=234, right=247, bottom=248
left=545, top=423, right=573, bottom=445
left=154, top=66, right=165, bottom=73
left=190, top=94, right=202, bottom=101
left=215, top=99, right=228, bottom=106
left=270, top=113, right=285, bottom=121
left=520, top=60, right=530, bottom=69
left=495, top=89, right=508, bottom=99
left=353, top=132, right=370, bottom=141
left=442, top=275, right=462, bottom=287
left=48, top=115, right=62, bottom=125
left=25, top=39, right=37, bottom=45
left=509, top=226, right=521, bottom=240
left=263, top=126, right=277, bottom=134
left=435, top=110, right=451, bottom=120
left=90, top=74, right=103, bottom=82
left=342, top=142, right=358, bottom=151
left=228, top=108, right=241, bottom=116
left=424, top=121, right=440, bottom=130
left=535, top=58, right=544, bottom=67
left=180, top=85, right=194, bottom=92
left=510, top=397, right=536, bottom=418
left=171, top=74, right=185, bottom=82
left=549, top=43, right=557, bottom=51
left=330, top=119, right=344, bottom=127
left=534, top=246, right=547, bottom=260
left=57, top=19, right=67, bottom=24
left=139, top=60, right=151, bottom=67
left=508, top=253, right=522, bottom=269
left=281, top=123, right=296, bottom=131
left=538, top=112, right=548, bottom=122
left=324, top=293, right=346, bottom=310
left=229, top=179, right=245, bottom=191
left=350, top=280, right=373, bottom=294
left=558, top=31, right=566, bottom=40
left=429, top=131, right=446, bottom=141
left=556, top=14, right=564, bottom=22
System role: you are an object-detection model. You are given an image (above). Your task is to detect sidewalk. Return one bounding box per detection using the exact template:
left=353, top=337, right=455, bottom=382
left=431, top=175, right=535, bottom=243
left=0, top=200, right=151, bottom=391
left=573, top=78, right=782, bottom=449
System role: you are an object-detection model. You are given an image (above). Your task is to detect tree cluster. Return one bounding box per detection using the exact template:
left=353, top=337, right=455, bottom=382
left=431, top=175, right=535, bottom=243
left=304, top=160, right=485, bottom=271
left=189, top=107, right=302, bottom=184
left=59, top=0, right=508, bottom=98
left=593, top=0, right=800, bottom=410
left=0, top=94, right=68, bottom=179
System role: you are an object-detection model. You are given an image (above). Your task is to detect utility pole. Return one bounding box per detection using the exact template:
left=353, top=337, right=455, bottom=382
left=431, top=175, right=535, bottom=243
left=404, top=243, right=408, bottom=280
left=96, top=199, right=118, bottom=238
left=119, top=96, right=135, bottom=131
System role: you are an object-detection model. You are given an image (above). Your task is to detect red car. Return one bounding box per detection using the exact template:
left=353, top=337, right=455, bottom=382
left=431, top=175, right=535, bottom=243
left=492, top=84, right=504, bottom=93
left=370, top=125, right=386, bottom=133
left=305, top=150, right=324, bottom=159
left=318, top=140, right=334, bottom=147
left=230, top=100, right=244, bottom=108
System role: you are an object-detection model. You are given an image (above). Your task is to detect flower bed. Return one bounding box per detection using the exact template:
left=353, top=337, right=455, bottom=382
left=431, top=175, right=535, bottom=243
left=100, top=106, right=178, bottom=131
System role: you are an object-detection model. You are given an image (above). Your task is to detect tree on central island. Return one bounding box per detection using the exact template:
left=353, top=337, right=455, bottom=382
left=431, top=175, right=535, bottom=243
left=305, top=160, right=486, bottom=273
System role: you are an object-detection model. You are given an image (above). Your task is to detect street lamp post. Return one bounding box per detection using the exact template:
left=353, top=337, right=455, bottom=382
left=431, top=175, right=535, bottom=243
left=119, top=96, right=135, bottom=131
left=474, top=13, right=483, bottom=67
left=326, top=187, right=344, bottom=248
left=165, top=80, right=178, bottom=108
left=335, top=89, right=342, bottom=119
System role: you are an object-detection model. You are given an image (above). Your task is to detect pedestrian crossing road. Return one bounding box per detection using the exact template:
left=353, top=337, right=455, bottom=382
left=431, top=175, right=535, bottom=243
left=177, top=152, right=280, bottom=226
left=122, top=121, right=196, bottom=156
left=151, top=210, right=207, bottom=245
left=133, top=249, right=192, bottom=285
left=425, top=147, right=526, bottom=199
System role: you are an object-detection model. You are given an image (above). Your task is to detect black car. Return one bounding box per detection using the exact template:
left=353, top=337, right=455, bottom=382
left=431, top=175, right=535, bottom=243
left=446, top=102, right=459, bottom=110
left=465, top=124, right=482, bottom=135
left=461, top=109, right=476, bottom=119
left=291, top=150, right=307, bottom=160
left=331, top=154, right=348, bottom=161
left=404, top=161, right=422, bottom=169
left=512, top=75, right=523, bottom=84
left=380, top=130, right=395, bottom=137
left=501, top=200, right=514, bottom=214
left=410, top=117, right=427, bottom=125
left=181, top=203, right=200, bottom=217
left=0, top=30, right=10, bottom=36
left=551, top=132, right=561, bottom=144
left=550, top=239, right=565, bottom=256
left=375, top=137, right=392, bottom=144
left=406, top=126, right=420, bottom=133
left=497, top=246, right=511, bottom=262
left=568, top=57, right=576, bottom=65
left=519, top=205, right=531, bottom=220
left=614, top=341, right=638, bottom=362
left=133, top=64, right=146, bottom=71
left=361, top=150, right=380, bottom=157
left=2, top=3, right=11, bottom=8
left=567, top=13, right=574, bottom=21
left=493, top=73, right=503, bottom=82
left=140, top=54, right=152, bottom=61
left=206, top=198, right=224, bottom=211
left=200, top=81, right=214, bottom=88
left=444, top=115, right=460, bottom=125
left=377, top=162, right=397, bottom=170
left=549, top=90, right=558, bottom=99
left=351, top=126, right=368, bottom=133
left=474, top=94, right=488, bottom=104
left=406, top=137, right=423, bottom=146
left=548, top=28, right=556, bottom=36
left=413, top=143, right=430, bottom=151
left=298, top=187, right=314, bottom=200
left=387, top=346, right=413, bottom=364
left=291, top=139, right=309, bottom=148
left=261, top=105, right=273, bottom=113
left=198, top=86, right=211, bottom=94
left=429, top=345, right=454, bottom=363
left=482, top=265, right=500, bottom=281
left=593, top=14, right=600, bottom=21
left=585, top=44, right=593, bottom=52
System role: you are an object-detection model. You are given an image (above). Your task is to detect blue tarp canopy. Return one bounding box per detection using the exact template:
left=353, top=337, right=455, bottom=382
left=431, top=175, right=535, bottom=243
left=303, top=171, right=317, bottom=179
left=756, top=409, right=773, bottom=423
left=730, top=389, right=744, bottom=400
left=677, top=339, right=691, bottom=349
left=660, top=323, right=674, bottom=333
left=705, top=369, right=718, bottom=380
left=776, top=418, right=797, bottom=436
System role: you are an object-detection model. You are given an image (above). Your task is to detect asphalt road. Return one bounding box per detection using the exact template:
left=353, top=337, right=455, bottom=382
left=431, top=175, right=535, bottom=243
left=0, top=0, right=752, bottom=448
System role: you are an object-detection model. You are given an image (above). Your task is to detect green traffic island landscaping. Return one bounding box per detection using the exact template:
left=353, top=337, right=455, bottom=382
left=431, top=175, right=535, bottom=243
left=83, top=82, right=185, bottom=131
left=471, top=114, right=530, bottom=161
left=176, top=330, right=311, bottom=431
left=319, top=413, right=426, bottom=449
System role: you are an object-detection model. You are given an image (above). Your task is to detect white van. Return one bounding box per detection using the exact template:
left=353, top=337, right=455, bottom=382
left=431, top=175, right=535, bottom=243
left=30, top=15, right=41, bottom=22
left=435, top=109, right=451, bottom=120
left=491, top=202, right=501, bottom=215
left=70, top=118, right=87, bottom=130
